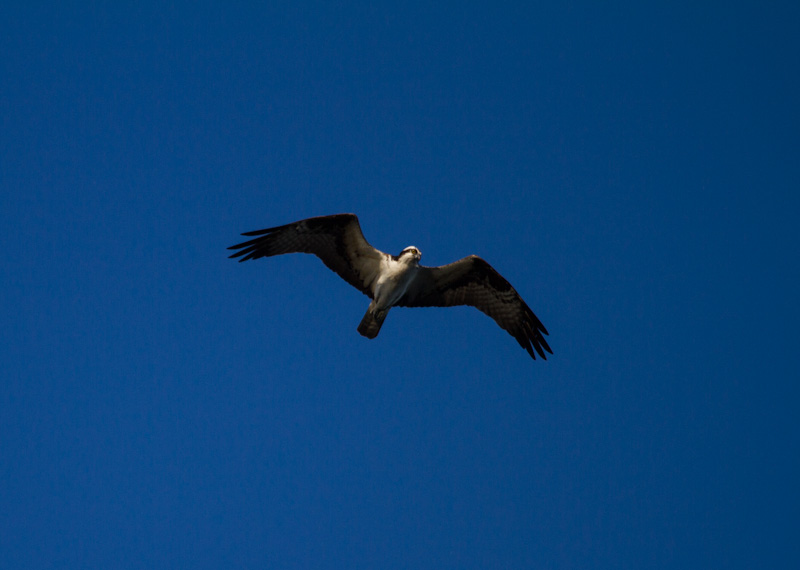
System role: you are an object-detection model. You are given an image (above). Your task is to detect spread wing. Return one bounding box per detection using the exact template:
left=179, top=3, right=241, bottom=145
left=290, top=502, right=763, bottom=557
left=397, top=255, right=552, bottom=359
left=227, top=213, right=385, bottom=297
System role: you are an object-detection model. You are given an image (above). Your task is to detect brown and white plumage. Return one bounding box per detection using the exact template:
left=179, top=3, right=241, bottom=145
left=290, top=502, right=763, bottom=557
left=396, top=256, right=551, bottom=359
left=228, top=213, right=551, bottom=360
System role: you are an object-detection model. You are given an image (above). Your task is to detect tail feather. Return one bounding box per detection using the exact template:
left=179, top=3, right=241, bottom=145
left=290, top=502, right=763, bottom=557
left=357, top=306, right=389, bottom=339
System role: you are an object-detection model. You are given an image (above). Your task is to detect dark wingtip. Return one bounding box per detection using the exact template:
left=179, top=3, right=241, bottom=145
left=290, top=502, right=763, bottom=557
left=240, top=228, right=269, bottom=237
left=227, top=247, right=248, bottom=258
left=228, top=229, right=277, bottom=261
left=239, top=222, right=291, bottom=237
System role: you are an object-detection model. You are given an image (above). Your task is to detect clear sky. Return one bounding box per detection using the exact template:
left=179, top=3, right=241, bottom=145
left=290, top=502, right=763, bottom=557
left=2, top=2, right=798, bottom=568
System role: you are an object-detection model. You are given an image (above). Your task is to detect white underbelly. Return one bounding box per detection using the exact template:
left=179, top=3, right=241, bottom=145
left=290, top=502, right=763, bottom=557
left=372, top=260, right=417, bottom=308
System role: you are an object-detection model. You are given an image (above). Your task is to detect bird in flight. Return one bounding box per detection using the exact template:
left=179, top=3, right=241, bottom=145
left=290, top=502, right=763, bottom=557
left=228, top=214, right=551, bottom=360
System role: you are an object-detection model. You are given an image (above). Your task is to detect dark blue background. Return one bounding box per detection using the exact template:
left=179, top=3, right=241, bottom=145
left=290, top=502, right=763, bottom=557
left=2, top=2, right=798, bottom=568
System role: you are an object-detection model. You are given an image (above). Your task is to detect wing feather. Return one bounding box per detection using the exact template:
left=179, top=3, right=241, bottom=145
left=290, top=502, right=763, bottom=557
left=398, top=256, right=551, bottom=359
left=227, top=213, right=384, bottom=296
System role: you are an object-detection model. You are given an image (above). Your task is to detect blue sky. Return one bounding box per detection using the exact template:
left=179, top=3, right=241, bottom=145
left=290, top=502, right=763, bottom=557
left=2, top=2, right=798, bottom=568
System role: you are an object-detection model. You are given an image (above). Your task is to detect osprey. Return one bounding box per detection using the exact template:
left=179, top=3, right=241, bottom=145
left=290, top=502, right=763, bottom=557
left=228, top=214, right=551, bottom=360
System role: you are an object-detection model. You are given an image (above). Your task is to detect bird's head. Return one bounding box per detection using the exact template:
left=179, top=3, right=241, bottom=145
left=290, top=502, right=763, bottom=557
left=399, top=246, right=422, bottom=263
